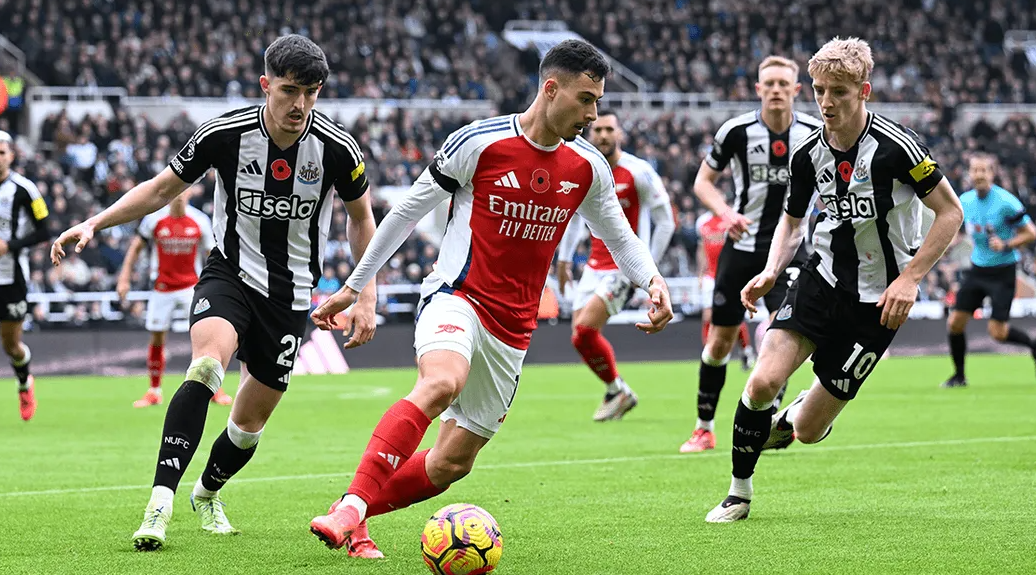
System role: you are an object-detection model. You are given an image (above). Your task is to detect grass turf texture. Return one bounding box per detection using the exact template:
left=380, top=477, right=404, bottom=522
left=1, top=355, right=1035, bottom=574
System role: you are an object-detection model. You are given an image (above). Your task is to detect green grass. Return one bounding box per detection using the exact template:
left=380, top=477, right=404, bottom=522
left=2, top=355, right=1035, bottom=574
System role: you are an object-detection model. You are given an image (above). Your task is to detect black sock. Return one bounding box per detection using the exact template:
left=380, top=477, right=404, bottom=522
left=949, top=332, right=966, bottom=378
left=1005, top=327, right=1033, bottom=348
left=697, top=362, right=727, bottom=423
left=153, top=381, right=213, bottom=491
left=200, top=428, right=258, bottom=492
left=731, top=396, right=772, bottom=480
left=11, top=361, right=30, bottom=389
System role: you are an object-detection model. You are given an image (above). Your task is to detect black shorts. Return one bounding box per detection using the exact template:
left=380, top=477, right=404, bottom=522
left=711, top=240, right=800, bottom=326
left=769, top=264, right=897, bottom=401
left=0, top=283, right=29, bottom=322
left=954, top=264, right=1016, bottom=322
left=189, top=253, right=309, bottom=391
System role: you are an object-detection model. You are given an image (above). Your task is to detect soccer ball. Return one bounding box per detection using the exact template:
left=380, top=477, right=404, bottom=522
left=421, top=503, right=503, bottom=574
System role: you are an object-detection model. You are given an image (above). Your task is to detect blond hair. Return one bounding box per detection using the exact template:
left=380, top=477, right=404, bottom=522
left=758, top=55, right=799, bottom=77
left=807, top=37, right=874, bottom=84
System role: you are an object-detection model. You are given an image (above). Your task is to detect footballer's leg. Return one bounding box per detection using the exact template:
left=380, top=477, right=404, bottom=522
left=705, top=328, right=815, bottom=522
left=2, top=318, right=34, bottom=422
left=310, top=294, right=474, bottom=550
left=132, top=271, right=245, bottom=551
left=311, top=349, right=465, bottom=549
left=191, top=296, right=307, bottom=536
left=574, top=293, right=636, bottom=422
left=570, top=270, right=636, bottom=421
left=132, top=317, right=237, bottom=550
left=135, top=330, right=166, bottom=408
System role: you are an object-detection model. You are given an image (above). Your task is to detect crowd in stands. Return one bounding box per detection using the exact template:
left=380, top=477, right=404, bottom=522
left=0, top=0, right=531, bottom=107
left=3, top=0, right=1033, bottom=106
left=4, top=0, right=1036, bottom=326
left=11, top=103, right=1036, bottom=327
left=513, top=0, right=1036, bottom=104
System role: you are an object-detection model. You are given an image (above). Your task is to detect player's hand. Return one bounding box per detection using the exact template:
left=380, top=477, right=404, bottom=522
left=877, top=275, right=918, bottom=330
left=741, top=271, right=776, bottom=317
left=721, top=209, right=753, bottom=241
left=556, top=261, right=572, bottom=296
left=310, top=286, right=358, bottom=330
left=51, top=221, right=96, bottom=266
left=0, top=239, right=9, bottom=257
left=116, top=277, right=130, bottom=301
left=988, top=236, right=1006, bottom=252
left=636, top=276, right=673, bottom=334
left=342, top=292, right=377, bottom=349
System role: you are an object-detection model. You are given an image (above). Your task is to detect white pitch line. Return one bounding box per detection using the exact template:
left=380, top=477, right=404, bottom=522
left=2, top=434, right=1033, bottom=499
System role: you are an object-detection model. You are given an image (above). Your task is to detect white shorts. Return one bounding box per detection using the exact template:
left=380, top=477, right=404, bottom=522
left=701, top=276, right=715, bottom=309
left=145, top=287, right=194, bottom=332
left=572, top=267, right=633, bottom=317
left=414, top=293, right=527, bottom=439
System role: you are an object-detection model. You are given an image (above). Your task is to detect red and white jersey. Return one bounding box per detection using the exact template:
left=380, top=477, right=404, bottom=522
left=696, top=212, right=727, bottom=279
left=138, top=205, right=215, bottom=292
left=587, top=152, right=669, bottom=271
left=344, top=115, right=659, bottom=351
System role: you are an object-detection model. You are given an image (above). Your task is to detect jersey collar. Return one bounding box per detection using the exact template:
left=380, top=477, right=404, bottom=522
left=257, top=105, right=315, bottom=144
left=514, top=114, right=562, bottom=152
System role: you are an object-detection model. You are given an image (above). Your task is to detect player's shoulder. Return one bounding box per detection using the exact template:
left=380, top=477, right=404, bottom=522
left=193, top=105, right=261, bottom=144
left=794, top=112, right=825, bottom=130
left=615, top=151, right=656, bottom=176
left=568, top=135, right=612, bottom=180
left=309, top=109, right=362, bottom=159
left=440, top=114, right=521, bottom=159
left=993, top=185, right=1023, bottom=204
left=869, top=113, right=929, bottom=162
left=715, top=110, right=759, bottom=139
left=695, top=211, right=713, bottom=231
left=789, top=124, right=824, bottom=159
left=185, top=204, right=212, bottom=224
left=7, top=171, right=41, bottom=197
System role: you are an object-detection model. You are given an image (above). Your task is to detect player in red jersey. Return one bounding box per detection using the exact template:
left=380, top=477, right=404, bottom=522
left=117, top=188, right=231, bottom=407
left=696, top=211, right=756, bottom=374
left=305, top=40, right=673, bottom=552
left=556, top=110, right=675, bottom=421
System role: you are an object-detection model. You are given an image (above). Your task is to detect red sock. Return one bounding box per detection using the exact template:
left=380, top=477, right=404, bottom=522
left=348, top=399, right=432, bottom=504
left=572, top=325, right=618, bottom=384
left=366, top=449, right=447, bottom=518
left=702, top=320, right=712, bottom=343
left=738, top=323, right=751, bottom=349
left=147, top=344, right=164, bottom=389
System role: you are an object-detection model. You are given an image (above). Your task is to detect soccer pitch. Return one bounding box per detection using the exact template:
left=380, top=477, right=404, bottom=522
left=2, top=356, right=1034, bottom=575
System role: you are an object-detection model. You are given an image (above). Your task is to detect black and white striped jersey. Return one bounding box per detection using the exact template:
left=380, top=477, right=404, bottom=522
left=0, top=171, right=49, bottom=289
left=706, top=110, right=824, bottom=253
left=786, top=112, right=945, bottom=302
left=169, top=105, right=368, bottom=311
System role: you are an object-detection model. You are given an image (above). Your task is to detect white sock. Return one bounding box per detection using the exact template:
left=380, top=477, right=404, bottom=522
left=339, top=493, right=368, bottom=522
left=605, top=377, right=625, bottom=395
left=192, top=477, right=218, bottom=500
left=150, top=485, right=174, bottom=510
left=696, top=418, right=714, bottom=432
left=729, top=476, right=753, bottom=500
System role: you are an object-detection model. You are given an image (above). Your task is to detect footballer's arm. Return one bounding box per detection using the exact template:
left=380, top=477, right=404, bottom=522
left=555, top=213, right=588, bottom=296
left=312, top=168, right=450, bottom=329
left=694, top=163, right=750, bottom=240
left=579, top=181, right=672, bottom=334
left=900, top=178, right=964, bottom=285
left=52, top=168, right=190, bottom=264
left=116, top=235, right=147, bottom=301
left=338, top=190, right=380, bottom=347
left=646, top=203, right=676, bottom=262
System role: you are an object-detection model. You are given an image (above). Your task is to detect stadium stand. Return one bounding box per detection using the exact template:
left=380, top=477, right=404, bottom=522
left=2, top=0, right=1036, bottom=327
